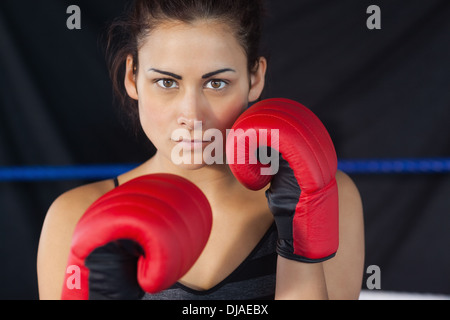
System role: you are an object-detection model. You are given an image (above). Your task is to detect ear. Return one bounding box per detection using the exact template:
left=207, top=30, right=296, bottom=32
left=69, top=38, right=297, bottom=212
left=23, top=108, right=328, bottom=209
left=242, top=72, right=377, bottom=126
left=248, top=57, right=267, bottom=102
left=124, top=55, right=139, bottom=100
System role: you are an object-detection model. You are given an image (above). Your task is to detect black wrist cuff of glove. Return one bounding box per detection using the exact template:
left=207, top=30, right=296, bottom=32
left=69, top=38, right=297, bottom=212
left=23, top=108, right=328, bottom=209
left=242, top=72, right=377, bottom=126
left=276, top=239, right=336, bottom=263
left=85, top=239, right=145, bottom=300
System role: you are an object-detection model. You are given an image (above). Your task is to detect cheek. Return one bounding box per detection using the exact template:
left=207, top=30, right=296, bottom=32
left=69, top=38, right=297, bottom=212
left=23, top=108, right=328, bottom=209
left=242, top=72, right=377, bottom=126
left=209, top=89, right=249, bottom=131
left=135, top=78, right=172, bottom=143
left=138, top=98, right=169, bottom=146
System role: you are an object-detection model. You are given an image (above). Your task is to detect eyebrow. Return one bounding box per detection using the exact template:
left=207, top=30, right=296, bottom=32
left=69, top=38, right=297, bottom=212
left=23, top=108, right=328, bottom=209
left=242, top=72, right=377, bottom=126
left=147, top=68, right=236, bottom=80
left=148, top=68, right=182, bottom=80
left=201, top=68, right=236, bottom=79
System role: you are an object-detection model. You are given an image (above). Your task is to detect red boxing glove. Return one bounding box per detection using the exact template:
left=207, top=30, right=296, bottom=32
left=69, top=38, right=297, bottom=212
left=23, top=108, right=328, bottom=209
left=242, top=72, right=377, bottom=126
left=226, top=98, right=338, bottom=262
left=61, top=174, right=212, bottom=300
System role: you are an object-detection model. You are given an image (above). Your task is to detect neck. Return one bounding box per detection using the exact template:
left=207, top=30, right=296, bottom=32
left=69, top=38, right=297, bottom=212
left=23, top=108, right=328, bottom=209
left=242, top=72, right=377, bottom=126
left=145, top=151, right=241, bottom=201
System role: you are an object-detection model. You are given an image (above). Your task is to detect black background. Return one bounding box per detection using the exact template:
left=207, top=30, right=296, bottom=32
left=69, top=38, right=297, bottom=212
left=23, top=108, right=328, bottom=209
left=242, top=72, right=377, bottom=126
left=0, top=0, right=449, bottom=299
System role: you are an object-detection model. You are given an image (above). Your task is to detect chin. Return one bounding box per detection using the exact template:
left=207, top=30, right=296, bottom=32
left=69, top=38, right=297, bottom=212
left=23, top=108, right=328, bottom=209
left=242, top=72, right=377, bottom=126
left=174, top=162, right=208, bottom=171
left=168, top=142, right=225, bottom=171
left=171, top=154, right=225, bottom=172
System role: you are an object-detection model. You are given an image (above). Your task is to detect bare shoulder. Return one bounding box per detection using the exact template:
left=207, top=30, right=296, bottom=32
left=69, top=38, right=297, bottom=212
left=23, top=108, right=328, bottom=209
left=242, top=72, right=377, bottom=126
left=335, top=170, right=362, bottom=208
left=37, top=179, right=115, bottom=299
left=323, top=170, right=365, bottom=300
left=49, top=180, right=114, bottom=221
left=42, top=179, right=115, bottom=238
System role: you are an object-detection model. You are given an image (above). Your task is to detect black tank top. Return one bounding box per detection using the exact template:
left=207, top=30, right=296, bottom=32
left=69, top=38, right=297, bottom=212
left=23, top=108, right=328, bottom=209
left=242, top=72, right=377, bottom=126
left=112, top=177, right=277, bottom=300
left=142, top=224, right=277, bottom=300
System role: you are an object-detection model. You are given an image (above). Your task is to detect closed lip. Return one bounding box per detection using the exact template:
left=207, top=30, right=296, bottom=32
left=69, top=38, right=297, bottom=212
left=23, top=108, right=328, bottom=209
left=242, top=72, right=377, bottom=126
left=172, top=139, right=212, bottom=149
left=172, top=139, right=210, bottom=143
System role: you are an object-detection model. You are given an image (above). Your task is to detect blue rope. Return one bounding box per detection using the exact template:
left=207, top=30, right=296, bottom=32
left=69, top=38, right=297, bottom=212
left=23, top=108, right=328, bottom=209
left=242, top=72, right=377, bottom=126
left=0, top=158, right=449, bottom=182
left=0, top=164, right=138, bottom=182
left=337, top=158, right=450, bottom=174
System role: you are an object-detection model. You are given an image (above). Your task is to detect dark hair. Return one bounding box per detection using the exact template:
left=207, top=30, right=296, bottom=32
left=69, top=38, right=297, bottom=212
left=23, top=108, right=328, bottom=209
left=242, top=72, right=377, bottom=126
left=105, top=0, right=266, bottom=132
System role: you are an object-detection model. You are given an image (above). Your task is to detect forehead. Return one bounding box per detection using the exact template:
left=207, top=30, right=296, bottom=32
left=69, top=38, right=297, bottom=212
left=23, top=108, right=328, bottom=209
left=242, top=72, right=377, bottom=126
left=138, top=20, right=247, bottom=72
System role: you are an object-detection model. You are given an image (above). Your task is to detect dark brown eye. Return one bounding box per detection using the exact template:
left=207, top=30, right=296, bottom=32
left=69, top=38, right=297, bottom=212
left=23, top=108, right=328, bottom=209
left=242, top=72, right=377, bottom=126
left=211, top=80, right=221, bottom=88
left=156, top=79, right=178, bottom=89
left=206, top=79, right=227, bottom=90
left=163, top=80, right=174, bottom=87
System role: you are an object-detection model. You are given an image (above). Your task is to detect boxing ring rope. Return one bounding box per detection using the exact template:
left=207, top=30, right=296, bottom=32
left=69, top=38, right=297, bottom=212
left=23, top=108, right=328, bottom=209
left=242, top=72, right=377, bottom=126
left=0, top=164, right=138, bottom=182
left=337, top=157, right=450, bottom=174
left=0, top=158, right=450, bottom=182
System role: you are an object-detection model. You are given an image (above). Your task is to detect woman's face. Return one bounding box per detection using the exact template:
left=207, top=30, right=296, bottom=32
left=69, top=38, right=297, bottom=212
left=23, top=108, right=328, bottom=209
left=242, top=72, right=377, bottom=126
left=125, top=20, right=266, bottom=169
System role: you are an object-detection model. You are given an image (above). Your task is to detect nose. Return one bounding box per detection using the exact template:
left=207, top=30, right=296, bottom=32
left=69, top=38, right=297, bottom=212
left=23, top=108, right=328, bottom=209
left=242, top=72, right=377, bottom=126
left=177, top=89, right=206, bottom=130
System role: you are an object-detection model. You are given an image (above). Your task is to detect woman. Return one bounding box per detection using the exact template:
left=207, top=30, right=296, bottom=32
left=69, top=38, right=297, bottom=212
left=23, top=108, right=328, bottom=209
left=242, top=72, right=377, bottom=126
left=37, top=0, right=364, bottom=300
